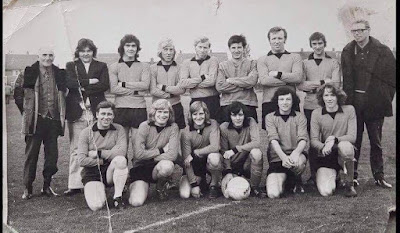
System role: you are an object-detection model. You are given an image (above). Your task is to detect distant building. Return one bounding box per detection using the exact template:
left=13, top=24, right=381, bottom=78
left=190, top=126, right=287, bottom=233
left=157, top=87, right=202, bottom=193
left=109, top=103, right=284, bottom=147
left=176, top=51, right=228, bottom=64
left=4, top=54, right=37, bottom=85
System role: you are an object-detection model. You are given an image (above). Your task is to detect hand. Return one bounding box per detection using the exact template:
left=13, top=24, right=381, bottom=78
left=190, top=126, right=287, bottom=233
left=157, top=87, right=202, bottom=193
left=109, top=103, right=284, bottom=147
left=281, top=155, right=294, bottom=169
left=89, top=78, right=99, bottom=84
left=226, top=78, right=232, bottom=84
left=289, top=151, right=300, bottom=167
left=184, top=154, right=193, bottom=167
left=223, top=150, right=235, bottom=160
left=193, top=149, right=200, bottom=157
left=117, top=82, right=122, bottom=87
left=191, top=186, right=201, bottom=198
left=88, top=150, right=98, bottom=159
left=322, top=140, right=335, bottom=156
left=163, top=143, right=169, bottom=152
left=269, top=71, right=278, bottom=77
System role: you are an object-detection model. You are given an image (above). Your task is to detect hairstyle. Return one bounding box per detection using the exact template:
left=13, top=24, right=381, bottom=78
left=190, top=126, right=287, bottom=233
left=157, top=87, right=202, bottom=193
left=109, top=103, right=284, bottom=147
left=226, top=101, right=251, bottom=125
left=157, top=38, right=176, bottom=60
left=309, top=32, right=327, bottom=47
left=193, top=36, right=211, bottom=48
left=316, top=83, right=347, bottom=107
left=74, top=38, right=97, bottom=59
left=148, top=99, right=175, bottom=125
left=353, top=19, right=370, bottom=29
left=96, top=100, right=115, bottom=113
left=271, top=86, right=300, bottom=111
left=267, top=26, right=287, bottom=41
left=118, top=34, right=141, bottom=59
left=228, top=34, right=247, bottom=48
left=187, top=101, right=211, bottom=126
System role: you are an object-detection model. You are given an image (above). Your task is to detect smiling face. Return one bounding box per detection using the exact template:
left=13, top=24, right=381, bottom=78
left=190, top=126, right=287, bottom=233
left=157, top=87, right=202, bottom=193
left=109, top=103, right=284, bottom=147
left=195, top=42, right=210, bottom=59
left=322, top=88, right=338, bottom=109
left=230, top=109, right=245, bottom=128
left=38, top=48, right=55, bottom=67
left=123, top=42, right=138, bottom=59
left=79, top=47, right=94, bottom=63
left=96, top=107, right=114, bottom=129
left=350, top=22, right=370, bottom=44
left=160, top=45, right=175, bottom=63
left=229, top=42, right=244, bottom=60
left=192, top=107, right=205, bottom=127
left=311, top=39, right=325, bottom=56
left=278, top=93, right=293, bottom=115
left=155, top=108, right=170, bottom=126
left=269, top=30, right=286, bottom=53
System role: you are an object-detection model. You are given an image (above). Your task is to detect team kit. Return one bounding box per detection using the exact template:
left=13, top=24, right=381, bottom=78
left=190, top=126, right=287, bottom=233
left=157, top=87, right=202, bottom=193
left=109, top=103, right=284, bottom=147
left=14, top=21, right=396, bottom=211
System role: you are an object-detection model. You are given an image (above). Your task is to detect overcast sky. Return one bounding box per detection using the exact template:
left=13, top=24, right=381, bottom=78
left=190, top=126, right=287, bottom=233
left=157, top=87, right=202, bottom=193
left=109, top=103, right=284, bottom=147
left=3, top=0, right=396, bottom=67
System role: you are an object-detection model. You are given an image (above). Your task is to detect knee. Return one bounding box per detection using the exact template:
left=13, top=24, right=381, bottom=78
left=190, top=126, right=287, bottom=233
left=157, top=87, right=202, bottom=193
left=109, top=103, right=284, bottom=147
left=266, top=175, right=282, bottom=199
left=129, top=198, right=145, bottom=207
left=157, top=160, right=175, bottom=177
left=250, top=149, right=263, bottom=163
left=111, top=156, right=127, bottom=169
left=338, top=141, right=355, bottom=161
left=207, top=153, right=221, bottom=168
left=267, top=187, right=281, bottom=199
left=88, top=201, right=104, bottom=211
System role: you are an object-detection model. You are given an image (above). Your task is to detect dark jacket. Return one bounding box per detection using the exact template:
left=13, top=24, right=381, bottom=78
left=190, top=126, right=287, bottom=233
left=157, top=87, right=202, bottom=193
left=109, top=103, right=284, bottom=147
left=21, top=61, right=67, bottom=136
left=14, top=72, right=25, bottom=114
left=342, top=36, right=396, bottom=120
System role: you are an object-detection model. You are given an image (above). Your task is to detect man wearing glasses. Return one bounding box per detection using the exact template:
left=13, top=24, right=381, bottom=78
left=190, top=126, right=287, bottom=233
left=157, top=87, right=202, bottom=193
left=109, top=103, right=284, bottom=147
left=342, top=19, right=396, bottom=188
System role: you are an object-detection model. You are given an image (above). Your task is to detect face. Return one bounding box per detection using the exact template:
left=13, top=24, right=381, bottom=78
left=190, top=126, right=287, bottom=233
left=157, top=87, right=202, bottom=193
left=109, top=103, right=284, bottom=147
left=230, top=109, right=245, bottom=128
left=195, top=42, right=210, bottom=59
left=229, top=42, right=244, bottom=60
left=124, top=42, right=138, bottom=58
left=38, top=50, right=55, bottom=67
left=96, top=107, right=114, bottom=128
left=160, top=45, right=175, bottom=62
left=277, top=93, right=293, bottom=114
left=322, top=88, right=338, bottom=109
left=350, top=23, right=370, bottom=44
left=269, top=30, right=286, bottom=53
left=155, top=108, right=170, bottom=126
left=79, top=47, right=94, bottom=63
left=311, top=39, right=325, bottom=56
left=192, top=108, right=205, bottom=126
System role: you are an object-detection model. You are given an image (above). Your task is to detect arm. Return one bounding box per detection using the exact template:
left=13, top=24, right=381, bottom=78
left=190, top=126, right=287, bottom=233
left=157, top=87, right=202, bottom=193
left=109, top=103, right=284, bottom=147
left=154, top=124, right=179, bottom=162
left=326, top=59, right=341, bottom=89
left=227, top=60, right=258, bottom=88
left=310, top=110, right=325, bottom=151
left=219, top=126, right=230, bottom=154
left=124, top=64, right=150, bottom=91
left=99, top=126, right=128, bottom=161
left=86, top=63, right=110, bottom=93
left=257, top=57, right=287, bottom=87
left=109, top=63, right=137, bottom=95
left=134, top=124, right=161, bottom=160
left=236, top=118, right=260, bottom=152
left=180, top=130, right=192, bottom=160
left=296, top=113, right=309, bottom=152
left=195, top=123, right=220, bottom=157
left=178, top=61, right=202, bottom=89
left=197, top=57, right=219, bottom=88
left=164, top=66, right=186, bottom=95
left=279, top=54, right=303, bottom=84
left=150, top=66, right=170, bottom=98
left=341, top=52, right=354, bottom=105
left=13, top=73, right=24, bottom=113
left=215, top=64, right=245, bottom=93
left=337, top=106, right=357, bottom=144
left=77, top=129, right=98, bottom=167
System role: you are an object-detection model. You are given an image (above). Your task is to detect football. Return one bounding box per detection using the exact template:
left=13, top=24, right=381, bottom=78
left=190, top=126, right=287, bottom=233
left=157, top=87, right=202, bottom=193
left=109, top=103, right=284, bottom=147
left=226, top=176, right=251, bottom=200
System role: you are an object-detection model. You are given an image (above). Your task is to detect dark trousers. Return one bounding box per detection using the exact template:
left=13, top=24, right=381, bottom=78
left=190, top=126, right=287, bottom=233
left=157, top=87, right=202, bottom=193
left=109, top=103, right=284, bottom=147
left=304, top=109, right=318, bottom=180
left=24, top=117, right=60, bottom=188
left=88, top=93, right=106, bottom=118
left=353, top=93, right=385, bottom=180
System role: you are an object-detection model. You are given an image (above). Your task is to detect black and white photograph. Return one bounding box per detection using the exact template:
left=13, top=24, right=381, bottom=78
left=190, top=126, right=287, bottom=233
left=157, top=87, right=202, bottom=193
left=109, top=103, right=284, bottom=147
left=3, top=0, right=396, bottom=232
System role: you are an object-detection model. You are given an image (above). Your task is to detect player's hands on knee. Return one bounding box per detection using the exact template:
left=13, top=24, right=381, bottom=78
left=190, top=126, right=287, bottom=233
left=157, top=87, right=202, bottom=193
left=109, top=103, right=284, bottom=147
left=282, top=156, right=294, bottom=169
left=289, top=151, right=300, bottom=167
left=322, top=140, right=335, bottom=156
left=184, top=154, right=193, bottom=167
left=223, top=150, right=235, bottom=160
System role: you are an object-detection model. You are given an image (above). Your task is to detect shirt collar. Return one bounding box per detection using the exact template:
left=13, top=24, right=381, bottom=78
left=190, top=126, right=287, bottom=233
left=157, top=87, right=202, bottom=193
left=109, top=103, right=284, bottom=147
left=322, top=106, right=343, bottom=115
left=267, top=50, right=291, bottom=56
left=308, top=53, right=332, bottom=60
left=157, top=61, right=177, bottom=66
left=118, top=58, right=139, bottom=63
left=148, top=121, right=172, bottom=127
left=189, top=121, right=211, bottom=131
left=92, top=123, right=117, bottom=132
left=274, top=109, right=297, bottom=117
left=227, top=117, right=250, bottom=130
left=191, top=55, right=211, bottom=61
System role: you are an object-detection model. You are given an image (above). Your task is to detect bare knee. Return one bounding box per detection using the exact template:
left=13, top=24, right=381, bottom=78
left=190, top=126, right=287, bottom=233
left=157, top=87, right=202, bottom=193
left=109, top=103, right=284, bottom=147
left=111, top=156, right=127, bottom=169
left=88, top=201, right=104, bottom=211
left=250, top=149, right=263, bottom=163
left=207, top=153, right=221, bottom=169
left=157, top=160, right=175, bottom=177
left=338, top=141, right=355, bottom=161
left=266, top=175, right=283, bottom=199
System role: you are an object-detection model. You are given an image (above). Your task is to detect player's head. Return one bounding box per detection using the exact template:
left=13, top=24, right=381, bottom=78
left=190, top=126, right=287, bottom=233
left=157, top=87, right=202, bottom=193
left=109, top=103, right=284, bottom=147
left=228, top=35, right=247, bottom=60
left=74, top=38, right=97, bottom=63
left=309, top=32, right=326, bottom=56
left=194, top=36, right=211, bottom=59
left=158, top=38, right=176, bottom=62
left=188, top=101, right=210, bottom=127
left=96, top=101, right=115, bottom=128
left=226, top=101, right=250, bottom=128
left=316, top=83, right=347, bottom=108
left=267, top=26, right=287, bottom=53
left=38, top=47, right=55, bottom=67
left=271, top=86, right=300, bottom=114
left=148, top=99, right=175, bottom=126
left=118, top=34, right=142, bottom=59
left=350, top=19, right=371, bottom=44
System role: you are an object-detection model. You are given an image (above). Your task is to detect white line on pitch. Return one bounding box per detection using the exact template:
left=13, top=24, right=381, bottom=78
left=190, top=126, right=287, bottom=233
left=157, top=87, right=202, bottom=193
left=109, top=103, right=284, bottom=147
left=124, top=203, right=234, bottom=233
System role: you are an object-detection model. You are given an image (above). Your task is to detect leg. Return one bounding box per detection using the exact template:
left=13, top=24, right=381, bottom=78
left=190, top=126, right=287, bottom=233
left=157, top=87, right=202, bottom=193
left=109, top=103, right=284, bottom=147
left=207, top=153, right=223, bottom=186
left=353, top=99, right=365, bottom=180
left=23, top=135, right=42, bottom=189
left=42, top=120, right=60, bottom=188
left=106, top=156, right=128, bottom=199
left=249, top=149, right=263, bottom=188
left=290, top=154, right=307, bottom=193
left=337, top=141, right=358, bottom=197
left=365, top=118, right=385, bottom=180
left=84, top=181, right=106, bottom=211
left=67, top=120, right=87, bottom=190
left=316, top=167, right=337, bottom=196
left=153, top=160, right=175, bottom=200
left=129, top=127, right=138, bottom=162
left=179, top=175, right=191, bottom=199
left=266, top=173, right=287, bottom=199
left=128, top=181, right=149, bottom=207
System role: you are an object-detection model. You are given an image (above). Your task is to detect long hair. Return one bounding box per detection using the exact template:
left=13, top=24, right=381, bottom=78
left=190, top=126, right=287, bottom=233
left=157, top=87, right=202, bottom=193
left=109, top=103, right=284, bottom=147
left=316, top=83, right=347, bottom=107
left=74, top=38, right=97, bottom=59
left=226, top=101, right=250, bottom=126
left=157, top=38, right=176, bottom=60
left=118, top=34, right=142, bottom=59
left=271, top=86, right=300, bottom=111
left=148, top=99, right=175, bottom=125
left=187, top=101, right=211, bottom=126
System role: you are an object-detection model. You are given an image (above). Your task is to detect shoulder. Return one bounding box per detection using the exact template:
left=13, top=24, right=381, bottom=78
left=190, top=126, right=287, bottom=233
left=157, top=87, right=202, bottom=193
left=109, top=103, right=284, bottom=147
left=248, top=117, right=258, bottom=125
left=112, top=123, right=124, bottom=131
left=140, top=62, right=150, bottom=69
left=220, top=122, right=229, bottom=130
left=290, top=53, right=302, bottom=61
left=182, top=59, right=192, bottom=66
left=341, top=105, right=355, bottom=113
left=109, top=62, right=120, bottom=70
left=311, top=107, right=323, bottom=117
left=138, top=121, right=151, bottom=131
left=342, top=41, right=356, bottom=52
left=209, top=56, right=219, bottom=63
left=209, top=119, right=219, bottom=128
left=257, top=55, right=268, bottom=62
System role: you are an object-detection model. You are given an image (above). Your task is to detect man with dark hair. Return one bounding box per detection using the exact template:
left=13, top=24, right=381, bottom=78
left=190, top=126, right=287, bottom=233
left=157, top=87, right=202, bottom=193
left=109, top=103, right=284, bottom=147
left=298, top=32, right=341, bottom=185
left=19, top=47, right=67, bottom=200
left=257, top=26, right=303, bottom=129
left=216, top=34, right=258, bottom=123
left=342, top=19, right=396, bottom=188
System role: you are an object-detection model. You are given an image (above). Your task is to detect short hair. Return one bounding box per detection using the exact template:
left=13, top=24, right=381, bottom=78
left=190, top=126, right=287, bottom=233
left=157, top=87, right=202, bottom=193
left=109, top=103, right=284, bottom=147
left=309, top=32, right=327, bottom=47
left=228, top=34, right=247, bottom=48
left=118, top=34, right=142, bottom=59
left=271, top=86, right=300, bottom=111
left=353, top=19, right=370, bottom=29
left=226, top=101, right=251, bottom=125
left=157, top=38, right=176, bottom=59
left=74, top=38, right=97, bottom=59
left=148, top=99, right=175, bottom=125
left=187, top=101, right=211, bottom=126
left=193, top=36, right=211, bottom=48
left=96, top=100, right=115, bottom=113
left=267, top=26, right=287, bottom=41
left=316, top=83, right=347, bottom=107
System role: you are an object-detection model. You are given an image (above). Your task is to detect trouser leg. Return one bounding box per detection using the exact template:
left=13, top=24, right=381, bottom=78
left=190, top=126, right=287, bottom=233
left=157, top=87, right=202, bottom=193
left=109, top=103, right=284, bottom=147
left=354, top=107, right=365, bottom=180
left=67, top=119, right=87, bottom=189
left=42, top=119, right=60, bottom=187
left=365, top=118, right=384, bottom=180
left=23, top=135, right=42, bottom=188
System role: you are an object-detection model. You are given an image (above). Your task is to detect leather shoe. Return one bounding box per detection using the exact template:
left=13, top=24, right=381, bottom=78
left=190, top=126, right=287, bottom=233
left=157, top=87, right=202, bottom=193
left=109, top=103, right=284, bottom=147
left=22, top=189, right=32, bottom=200
left=41, top=186, right=59, bottom=197
left=375, top=179, right=392, bottom=188
left=63, top=189, right=82, bottom=196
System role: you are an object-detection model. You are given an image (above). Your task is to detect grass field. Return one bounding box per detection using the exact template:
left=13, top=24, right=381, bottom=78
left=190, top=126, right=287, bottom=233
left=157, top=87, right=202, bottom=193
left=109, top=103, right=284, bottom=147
left=4, top=94, right=396, bottom=233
